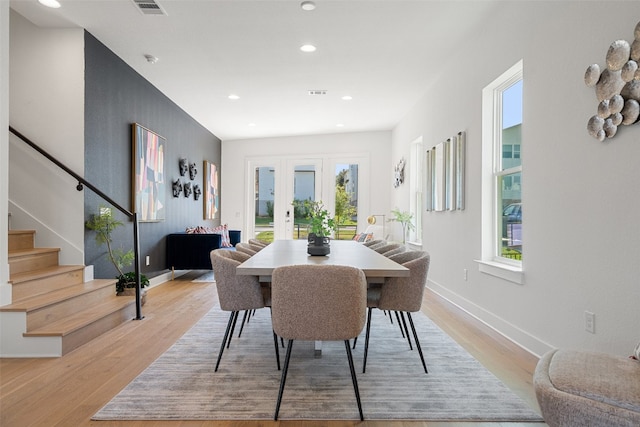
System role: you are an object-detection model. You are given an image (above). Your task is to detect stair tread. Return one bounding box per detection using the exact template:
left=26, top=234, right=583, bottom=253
left=0, top=279, right=116, bottom=311
left=24, top=297, right=136, bottom=337
left=8, top=247, right=61, bottom=258
left=9, top=265, right=85, bottom=284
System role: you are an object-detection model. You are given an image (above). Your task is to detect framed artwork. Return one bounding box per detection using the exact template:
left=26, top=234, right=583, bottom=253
left=132, top=123, right=166, bottom=222
left=203, top=160, right=219, bottom=219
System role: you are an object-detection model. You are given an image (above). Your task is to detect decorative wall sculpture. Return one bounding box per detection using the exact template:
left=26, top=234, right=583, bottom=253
left=426, top=131, right=465, bottom=212
left=585, top=21, right=640, bottom=141
left=393, top=157, right=406, bottom=188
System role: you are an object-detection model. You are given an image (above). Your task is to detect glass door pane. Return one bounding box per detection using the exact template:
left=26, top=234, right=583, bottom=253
left=334, top=163, right=358, bottom=240
left=254, top=166, right=275, bottom=243
left=287, top=159, right=322, bottom=240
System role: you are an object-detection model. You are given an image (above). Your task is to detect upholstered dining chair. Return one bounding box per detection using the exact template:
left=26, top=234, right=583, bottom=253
left=363, top=239, right=385, bottom=247
left=362, top=251, right=430, bottom=374
left=381, top=245, right=406, bottom=258
left=235, top=242, right=258, bottom=256
left=210, top=249, right=280, bottom=372
left=373, top=242, right=404, bottom=255
left=271, top=264, right=367, bottom=421
left=366, top=240, right=388, bottom=250
left=249, top=238, right=269, bottom=248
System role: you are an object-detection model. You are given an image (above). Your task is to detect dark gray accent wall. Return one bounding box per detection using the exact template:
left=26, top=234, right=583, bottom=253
left=84, top=31, right=221, bottom=280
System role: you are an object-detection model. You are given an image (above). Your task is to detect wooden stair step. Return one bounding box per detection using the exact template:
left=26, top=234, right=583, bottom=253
left=8, top=230, right=35, bottom=251
left=0, top=279, right=116, bottom=313
left=9, top=265, right=85, bottom=301
left=8, top=247, right=60, bottom=275
left=24, top=296, right=137, bottom=355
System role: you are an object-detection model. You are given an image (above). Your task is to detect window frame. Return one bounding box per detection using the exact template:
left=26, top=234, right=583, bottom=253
left=478, top=60, right=524, bottom=284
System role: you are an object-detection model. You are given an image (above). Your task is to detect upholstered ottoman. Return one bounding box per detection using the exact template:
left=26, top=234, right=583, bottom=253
left=534, top=349, right=640, bottom=427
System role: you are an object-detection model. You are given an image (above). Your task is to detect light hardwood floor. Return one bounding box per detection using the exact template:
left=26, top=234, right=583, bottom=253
left=0, top=271, right=546, bottom=427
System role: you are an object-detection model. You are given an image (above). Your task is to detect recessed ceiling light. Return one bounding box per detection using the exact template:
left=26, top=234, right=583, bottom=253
left=342, top=95, right=353, bottom=101
left=38, top=0, right=61, bottom=8
left=301, top=1, right=316, bottom=11
left=336, top=123, right=345, bottom=127
left=300, top=44, right=317, bottom=53
left=248, top=123, right=256, bottom=127
left=228, top=94, right=240, bottom=100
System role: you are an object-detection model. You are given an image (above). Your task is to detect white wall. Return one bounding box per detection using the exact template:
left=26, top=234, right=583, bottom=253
left=221, top=131, right=392, bottom=235
left=392, top=1, right=640, bottom=356
left=8, top=11, right=85, bottom=265
left=1, top=1, right=10, bottom=306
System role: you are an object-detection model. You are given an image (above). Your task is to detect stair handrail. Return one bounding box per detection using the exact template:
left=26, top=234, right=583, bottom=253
left=8, top=126, right=144, bottom=320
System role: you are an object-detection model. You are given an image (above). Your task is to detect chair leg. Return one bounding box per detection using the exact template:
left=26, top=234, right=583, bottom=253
left=363, top=306, right=373, bottom=373
left=394, top=311, right=406, bottom=339
left=274, top=339, right=294, bottom=420
left=237, top=310, right=249, bottom=338
left=344, top=340, right=364, bottom=421
left=227, top=310, right=240, bottom=349
left=352, top=335, right=358, bottom=349
left=399, top=311, right=413, bottom=350
left=407, top=312, right=428, bottom=374
left=215, top=311, right=236, bottom=372
left=272, top=331, right=281, bottom=371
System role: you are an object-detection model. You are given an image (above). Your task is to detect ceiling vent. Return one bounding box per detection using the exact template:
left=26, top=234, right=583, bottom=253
left=308, top=90, right=327, bottom=96
left=132, top=0, right=167, bottom=16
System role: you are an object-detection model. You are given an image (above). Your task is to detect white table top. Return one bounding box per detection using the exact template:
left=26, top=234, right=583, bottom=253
left=236, top=239, right=409, bottom=278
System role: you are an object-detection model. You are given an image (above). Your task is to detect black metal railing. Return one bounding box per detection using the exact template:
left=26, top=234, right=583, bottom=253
left=8, top=126, right=144, bottom=320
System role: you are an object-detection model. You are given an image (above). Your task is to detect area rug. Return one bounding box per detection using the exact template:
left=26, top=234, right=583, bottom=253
left=93, top=306, right=544, bottom=421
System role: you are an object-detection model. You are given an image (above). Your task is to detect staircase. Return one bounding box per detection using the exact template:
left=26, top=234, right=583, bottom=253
left=1, top=230, right=136, bottom=357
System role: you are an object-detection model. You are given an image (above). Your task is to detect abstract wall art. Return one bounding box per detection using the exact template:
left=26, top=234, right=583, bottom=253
left=132, top=123, right=166, bottom=221
left=204, top=160, right=219, bottom=220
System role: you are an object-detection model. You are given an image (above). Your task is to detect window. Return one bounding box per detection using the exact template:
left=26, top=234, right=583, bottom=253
left=480, top=60, right=523, bottom=283
left=409, top=137, right=423, bottom=244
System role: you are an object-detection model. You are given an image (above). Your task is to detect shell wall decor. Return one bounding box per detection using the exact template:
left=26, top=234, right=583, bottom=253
left=585, top=21, right=640, bottom=141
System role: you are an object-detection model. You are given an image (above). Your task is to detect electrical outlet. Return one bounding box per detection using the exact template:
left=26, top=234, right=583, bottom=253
left=145, top=256, right=150, bottom=266
left=584, top=311, right=595, bottom=334
left=463, top=268, right=468, bottom=281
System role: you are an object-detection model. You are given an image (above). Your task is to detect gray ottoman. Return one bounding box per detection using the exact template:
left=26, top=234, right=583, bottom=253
left=534, top=349, right=640, bottom=426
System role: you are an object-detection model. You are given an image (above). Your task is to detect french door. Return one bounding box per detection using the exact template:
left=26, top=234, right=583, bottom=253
left=247, top=157, right=322, bottom=242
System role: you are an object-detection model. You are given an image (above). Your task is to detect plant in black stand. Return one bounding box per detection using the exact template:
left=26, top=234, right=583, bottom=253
left=85, top=206, right=149, bottom=303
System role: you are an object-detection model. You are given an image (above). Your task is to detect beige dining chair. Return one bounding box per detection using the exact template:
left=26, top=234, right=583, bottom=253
left=362, top=251, right=430, bottom=374
left=363, top=239, right=385, bottom=247
left=382, top=245, right=406, bottom=257
left=210, top=249, right=280, bottom=372
left=235, top=242, right=258, bottom=256
left=249, top=238, right=269, bottom=248
left=271, top=264, right=367, bottom=421
left=373, top=242, right=404, bottom=255
left=366, top=240, right=388, bottom=250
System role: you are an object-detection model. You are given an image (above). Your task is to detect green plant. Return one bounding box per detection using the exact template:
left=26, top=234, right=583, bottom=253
left=293, top=199, right=336, bottom=236
left=389, top=207, right=415, bottom=244
left=85, top=206, right=149, bottom=293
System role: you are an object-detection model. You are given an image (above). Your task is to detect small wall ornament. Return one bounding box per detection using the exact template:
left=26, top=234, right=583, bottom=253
left=585, top=21, right=640, bottom=141
left=394, top=157, right=406, bottom=188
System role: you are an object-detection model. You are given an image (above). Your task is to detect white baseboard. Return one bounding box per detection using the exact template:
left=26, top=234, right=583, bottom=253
left=427, top=279, right=553, bottom=358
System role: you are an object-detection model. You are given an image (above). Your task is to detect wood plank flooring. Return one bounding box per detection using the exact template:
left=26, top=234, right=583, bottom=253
left=0, top=271, right=546, bottom=427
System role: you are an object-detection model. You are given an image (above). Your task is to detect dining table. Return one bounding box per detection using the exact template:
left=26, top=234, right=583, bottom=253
left=236, top=239, right=409, bottom=278
left=236, top=239, right=409, bottom=354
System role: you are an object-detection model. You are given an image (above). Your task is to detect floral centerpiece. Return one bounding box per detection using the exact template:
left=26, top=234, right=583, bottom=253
left=293, top=199, right=336, bottom=255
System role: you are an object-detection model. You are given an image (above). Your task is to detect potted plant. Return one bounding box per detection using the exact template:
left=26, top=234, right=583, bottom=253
left=85, top=206, right=149, bottom=303
left=389, top=208, right=415, bottom=244
left=293, top=199, right=336, bottom=255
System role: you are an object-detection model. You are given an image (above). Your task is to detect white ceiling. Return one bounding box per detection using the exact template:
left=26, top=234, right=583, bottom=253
left=10, top=0, right=499, bottom=141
